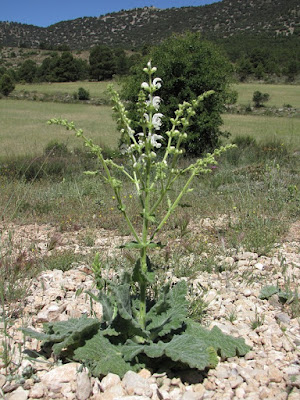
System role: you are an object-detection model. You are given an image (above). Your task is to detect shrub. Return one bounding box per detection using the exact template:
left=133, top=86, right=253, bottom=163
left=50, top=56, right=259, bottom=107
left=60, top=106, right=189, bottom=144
left=78, top=87, right=90, bottom=101
left=252, top=91, right=270, bottom=107
left=121, top=32, right=235, bottom=156
left=0, top=73, right=15, bottom=96
left=44, top=141, right=69, bottom=157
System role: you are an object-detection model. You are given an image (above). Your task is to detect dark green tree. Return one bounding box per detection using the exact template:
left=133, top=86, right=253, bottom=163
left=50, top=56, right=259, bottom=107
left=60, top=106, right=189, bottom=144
left=0, top=73, right=15, bottom=96
left=252, top=91, right=270, bottom=107
left=78, top=87, right=90, bottom=100
left=37, top=52, right=88, bottom=82
left=113, top=48, right=130, bottom=76
left=122, top=32, right=234, bottom=155
left=89, top=45, right=116, bottom=81
left=17, top=59, right=37, bottom=83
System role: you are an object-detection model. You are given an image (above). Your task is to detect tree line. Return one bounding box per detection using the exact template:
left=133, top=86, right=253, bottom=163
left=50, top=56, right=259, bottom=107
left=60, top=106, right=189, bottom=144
left=0, top=45, right=135, bottom=84
left=0, top=34, right=299, bottom=86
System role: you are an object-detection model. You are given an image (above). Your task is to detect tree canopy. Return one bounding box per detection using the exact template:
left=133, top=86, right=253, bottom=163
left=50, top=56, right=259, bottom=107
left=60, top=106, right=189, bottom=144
left=121, top=32, right=235, bottom=155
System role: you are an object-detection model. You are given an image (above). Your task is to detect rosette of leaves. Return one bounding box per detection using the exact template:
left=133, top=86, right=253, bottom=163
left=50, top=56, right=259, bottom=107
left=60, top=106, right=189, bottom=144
left=23, top=273, right=250, bottom=378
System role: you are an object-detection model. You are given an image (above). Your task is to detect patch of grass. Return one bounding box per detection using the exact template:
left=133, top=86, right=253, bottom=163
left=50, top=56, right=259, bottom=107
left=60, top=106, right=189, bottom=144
left=14, top=80, right=120, bottom=101
left=0, top=99, right=119, bottom=157
left=222, top=114, right=300, bottom=151
left=250, top=308, right=265, bottom=330
left=232, top=83, right=300, bottom=109
left=0, top=232, right=40, bottom=313
left=41, top=250, right=85, bottom=272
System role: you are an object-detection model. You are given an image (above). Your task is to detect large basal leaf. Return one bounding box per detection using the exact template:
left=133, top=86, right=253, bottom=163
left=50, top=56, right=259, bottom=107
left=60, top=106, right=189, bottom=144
left=186, top=321, right=251, bottom=359
left=146, top=280, right=188, bottom=338
left=24, top=317, right=100, bottom=356
left=121, top=339, right=146, bottom=362
left=21, top=327, right=63, bottom=343
left=148, top=335, right=219, bottom=370
left=111, top=312, right=149, bottom=341
left=74, top=331, right=132, bottom=378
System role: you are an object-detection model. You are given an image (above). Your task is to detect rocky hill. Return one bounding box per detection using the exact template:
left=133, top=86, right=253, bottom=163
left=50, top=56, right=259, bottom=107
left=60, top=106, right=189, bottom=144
left=0, top=0, right=299, bottom=49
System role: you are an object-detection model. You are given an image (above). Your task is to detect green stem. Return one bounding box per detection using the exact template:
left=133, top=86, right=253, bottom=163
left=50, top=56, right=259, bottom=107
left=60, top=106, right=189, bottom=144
left=150, top=169, right=197, bottom=240
left=139, top=246, right=147, bottom=329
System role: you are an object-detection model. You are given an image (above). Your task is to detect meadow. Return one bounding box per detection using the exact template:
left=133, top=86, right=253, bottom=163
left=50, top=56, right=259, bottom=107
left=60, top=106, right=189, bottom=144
left=1, top=81, right=300, bottom=157
left=14, top=80, right=119, bottom=101
left=232, top=83, right=300, bottom=109
left=0, top=100, right=119, bottom=156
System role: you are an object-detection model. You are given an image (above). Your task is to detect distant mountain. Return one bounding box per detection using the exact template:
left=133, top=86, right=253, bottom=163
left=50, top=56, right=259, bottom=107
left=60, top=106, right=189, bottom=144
left=0, top=0, right=299, bottom=49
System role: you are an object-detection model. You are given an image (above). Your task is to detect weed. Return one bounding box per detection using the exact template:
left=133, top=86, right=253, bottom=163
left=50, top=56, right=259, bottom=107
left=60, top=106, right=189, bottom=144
left=41, top=251, right=84, bottom=272
left=250, top=308, right=265, bottom=330
left=225, top=308, right=238, bottom=323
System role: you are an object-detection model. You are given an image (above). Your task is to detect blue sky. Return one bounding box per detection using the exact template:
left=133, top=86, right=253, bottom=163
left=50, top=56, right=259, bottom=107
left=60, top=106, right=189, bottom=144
left=1, top=0, right=220, bottom=27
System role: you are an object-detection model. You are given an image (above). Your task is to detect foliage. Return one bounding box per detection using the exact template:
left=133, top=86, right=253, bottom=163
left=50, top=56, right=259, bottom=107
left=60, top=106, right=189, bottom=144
left=0, top=73, right=15, bottom=96
left=23, top=279, right=250, bottom=377
left=17, top=59, right=38, bottom=83
left=89, top=45, right=116, bottom=81
left=122, top=32, right=234, bottom=155
left=77, top=87, right=90, bottom=101
left=36, top=52, right=88, bottom=82
left=252, top=91, right=270, bottom=108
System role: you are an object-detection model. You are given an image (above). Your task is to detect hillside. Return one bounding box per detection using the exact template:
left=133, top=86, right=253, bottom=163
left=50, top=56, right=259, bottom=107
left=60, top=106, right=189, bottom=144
left=0, top=0, right=299, bottom=50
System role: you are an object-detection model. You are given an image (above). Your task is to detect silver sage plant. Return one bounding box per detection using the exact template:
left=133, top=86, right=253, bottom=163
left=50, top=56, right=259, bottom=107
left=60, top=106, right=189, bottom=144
left=34, top=62, right=251, bottom=377
left=49, top=61, right=234, bottom=330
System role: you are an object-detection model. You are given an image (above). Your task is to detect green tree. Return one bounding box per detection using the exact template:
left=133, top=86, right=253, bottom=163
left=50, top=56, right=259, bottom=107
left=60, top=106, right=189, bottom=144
left=113, top=48, right=130, bottom=76
left=89, top=45, right=116, bottom=81
left=122, top=32, right=234, bottom=155
left=78, top=87, right=90, bottom=100
left=18, top=59, right=37, bottom=83
left=252, top=91, right=270, bottom=107
left=0, top=73, right=15, bottom=96
left=37, top=52, right=88, bottom=82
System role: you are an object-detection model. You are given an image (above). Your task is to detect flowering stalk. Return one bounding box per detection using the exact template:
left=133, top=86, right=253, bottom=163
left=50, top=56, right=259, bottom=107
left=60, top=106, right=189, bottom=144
left=49, top=61, right=235, bottom=331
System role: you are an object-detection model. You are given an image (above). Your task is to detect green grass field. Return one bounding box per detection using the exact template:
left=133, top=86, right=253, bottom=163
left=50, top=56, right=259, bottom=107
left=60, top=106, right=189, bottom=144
left=1, top=82, right=300, bottom=158
left=0, top=99, right=119, bottom=157
left=222, top=113, right=300, bottom=150
left=14, top=80, right=120, bottom=100
left=233, top=83, right=300, bottom=108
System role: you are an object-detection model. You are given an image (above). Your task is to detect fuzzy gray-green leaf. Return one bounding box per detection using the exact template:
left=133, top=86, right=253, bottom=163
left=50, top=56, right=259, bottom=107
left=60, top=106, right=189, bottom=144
left=146, top=280, right=188, bottom=338
left=186, top=322, right=251, bottom=358
left=74, top=331, right=132, bottom=377
left=259, top=285, right=279, bottom=300
left=141, top=335, right=218, bottom=370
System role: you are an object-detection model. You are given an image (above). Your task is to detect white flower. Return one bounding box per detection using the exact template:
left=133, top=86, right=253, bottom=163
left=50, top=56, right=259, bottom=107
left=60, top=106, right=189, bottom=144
left=127, top=127, right=135, bottom=138
left=149, top=133, right=163, bottom=148
left=141, top=82, right=149, bottom=90
left=120, top=143, right=129, bottom=154
left=152, top=113, right=163, bottom=130
left=153, top=78, right=162, bottom=89
left=146, top=95, right=161, bottom=111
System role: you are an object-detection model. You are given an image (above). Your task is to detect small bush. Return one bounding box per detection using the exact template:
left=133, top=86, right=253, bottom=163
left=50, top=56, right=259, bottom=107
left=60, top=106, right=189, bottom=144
left=0, top=74, right=15, bottom=96
left=44, top=140, right=69, bottom=157
left=78, top=87, right=90, bottom=101
left=252, top=91, right=270, bottom=108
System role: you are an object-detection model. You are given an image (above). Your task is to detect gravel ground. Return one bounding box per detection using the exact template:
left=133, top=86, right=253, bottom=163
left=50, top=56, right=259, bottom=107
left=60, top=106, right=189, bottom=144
left=0, top=221, right=299, bottom=400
